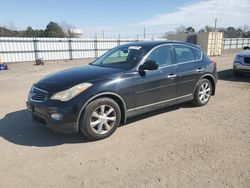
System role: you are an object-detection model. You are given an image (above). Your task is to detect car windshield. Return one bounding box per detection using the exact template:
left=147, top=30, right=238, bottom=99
left=91, top=45, right=148, bottom=69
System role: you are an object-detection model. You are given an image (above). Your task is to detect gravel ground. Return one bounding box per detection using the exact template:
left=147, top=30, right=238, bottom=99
left=0, top=51, right=250, bottom=188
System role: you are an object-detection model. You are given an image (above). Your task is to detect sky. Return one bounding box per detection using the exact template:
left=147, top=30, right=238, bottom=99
left=0, top=0, right=249, bottom=38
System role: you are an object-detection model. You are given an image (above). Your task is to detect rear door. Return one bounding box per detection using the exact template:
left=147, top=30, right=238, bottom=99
left=134, top=45, right=177, bottom=107
left=173, top=45, right=203, bottom=97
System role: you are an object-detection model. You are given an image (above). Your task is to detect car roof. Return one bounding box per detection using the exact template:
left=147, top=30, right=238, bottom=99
left=124, top=40, right=201, bottom=50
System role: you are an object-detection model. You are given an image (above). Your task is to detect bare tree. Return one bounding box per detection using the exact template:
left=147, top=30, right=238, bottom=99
left=3, top=21, right=17, bottom=31
left=175, top=25, right=187, bottom=33
left=60, top=21, right=76, bottom=37
left=161, top=31, right=175, bottom=39
left=240, top=24, right=249, bottom=33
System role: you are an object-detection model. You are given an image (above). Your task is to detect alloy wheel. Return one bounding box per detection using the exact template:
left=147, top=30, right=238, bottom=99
left=198, top=82, right=211, bottom=103
left=90, top=105, right=117, bottom=135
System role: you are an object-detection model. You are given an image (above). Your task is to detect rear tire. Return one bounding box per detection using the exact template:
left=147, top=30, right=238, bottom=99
left=79, top=98, right=121, bottom=141
left=192, top=78, right=212, bottom=107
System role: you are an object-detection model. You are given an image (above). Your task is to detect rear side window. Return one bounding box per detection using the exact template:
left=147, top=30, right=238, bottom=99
left=146, top=45, right=172, bottom=67
left=174, top=46, right=196, bottom=63
left=193, top=48, right=202, bottom=60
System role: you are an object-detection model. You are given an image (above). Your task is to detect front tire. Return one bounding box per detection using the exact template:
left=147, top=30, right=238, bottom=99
left=192, top=78, right=212, bottom=106
left=80, top=98, right=121, bottom=140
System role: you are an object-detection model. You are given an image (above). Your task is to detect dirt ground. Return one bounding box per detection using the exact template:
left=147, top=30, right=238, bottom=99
left=0, top=51, right=250, bottom=188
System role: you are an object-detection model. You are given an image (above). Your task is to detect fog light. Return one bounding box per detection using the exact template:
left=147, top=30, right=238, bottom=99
left=51, top=113, right=63, bottom=121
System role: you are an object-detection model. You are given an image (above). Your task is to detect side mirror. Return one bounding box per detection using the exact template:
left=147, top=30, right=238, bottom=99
left=122, top=49, right=128, bottom=54
left=139, top=60, right=158, bottom=71
left=243, top=46, right=249, bottom=50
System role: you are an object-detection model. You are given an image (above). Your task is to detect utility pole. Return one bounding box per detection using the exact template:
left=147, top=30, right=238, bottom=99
left=214, top=18, right=217, bottom=32
left=212, top=18, right=218, bottom=57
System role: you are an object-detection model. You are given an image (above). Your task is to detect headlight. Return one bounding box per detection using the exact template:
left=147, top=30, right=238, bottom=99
left=234, top=55, right=244, bottom=62
left=51, top=83, right=92, bottom=101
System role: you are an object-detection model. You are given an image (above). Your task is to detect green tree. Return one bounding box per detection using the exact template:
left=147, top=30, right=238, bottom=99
left=21, top=26, right=35, bottom=37
left=19, top=26, right=45, bottom=37
left=204, top=25, right=213, bottom=32
left=236, top=28, right=244, bottom=38
left=243, top=31, right=250, bottom=38
left=0, top=26, right=16, bottom=37
left=44, top=22, right=66, bottom=38
left=224, top=27, right=238, bottom=38
left=186, top=27, right=195, bottom=33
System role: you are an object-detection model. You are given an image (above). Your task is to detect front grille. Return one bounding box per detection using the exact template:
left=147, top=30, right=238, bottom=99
left=244, top=57, right=250, bottom=64
left=30, top=86, right=48, bottom=102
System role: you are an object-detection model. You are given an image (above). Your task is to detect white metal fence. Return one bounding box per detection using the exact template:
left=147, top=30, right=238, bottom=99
left=223, top=38, right=250, bottom=50
left=0, top=37, right=159, bottom=63
left=1, top=37, right=250, bottom=63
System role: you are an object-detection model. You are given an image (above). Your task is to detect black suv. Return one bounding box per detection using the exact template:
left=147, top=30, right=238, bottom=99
left=27, top=41, right=218, bottom=140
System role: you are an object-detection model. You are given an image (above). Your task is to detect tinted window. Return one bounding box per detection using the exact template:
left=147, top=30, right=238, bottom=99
left=92, top=45, right=147, bottom=69
left=101, top=50, right=128, bottom=64
left=175, top=46, right=196, bottom=63
left=146, top=45, right=172, bottom=66
left=193, top=48, right=202, bottom=60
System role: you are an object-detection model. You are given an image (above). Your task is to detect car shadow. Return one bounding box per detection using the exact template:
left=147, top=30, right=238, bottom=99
left=218, top=69, right=250, bottom=83
left=0, top=110, right=89, bottom=147
left=1, top=103, right=195, bottom=147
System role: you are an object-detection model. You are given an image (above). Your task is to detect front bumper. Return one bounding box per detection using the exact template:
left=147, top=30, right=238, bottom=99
left=234, top=61, right=250, bottom=72
left=26, top=101, right=78, bottom=133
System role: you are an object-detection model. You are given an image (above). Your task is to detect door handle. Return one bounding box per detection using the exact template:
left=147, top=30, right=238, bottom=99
left=196, top=68, right=205, bottom=72
left=167, top=74, right=177, bottom=79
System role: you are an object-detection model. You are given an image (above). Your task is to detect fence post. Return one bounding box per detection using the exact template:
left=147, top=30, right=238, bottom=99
left=136, top=34, right=139, bottom=42
left=229, top=38, right=232, bottom=49
left=94, top=35, right=98, bottom=58
left=222, top=38, right=225, bottom=50
left=68, top=38, right=73, bottom=60
left=117, top=34, right=121, bottom=46
left=33, top=38, right=38, bottom=61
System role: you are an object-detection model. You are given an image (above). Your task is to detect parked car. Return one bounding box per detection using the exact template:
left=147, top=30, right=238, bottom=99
left=233, top=46, right=250, bottom=76
left=27, top=41, right=218, bottom=140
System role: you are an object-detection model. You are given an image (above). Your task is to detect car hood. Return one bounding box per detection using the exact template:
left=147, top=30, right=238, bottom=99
left=238, top=50, right=250, bottom=57
left=34, top=65, right=125, bottom=92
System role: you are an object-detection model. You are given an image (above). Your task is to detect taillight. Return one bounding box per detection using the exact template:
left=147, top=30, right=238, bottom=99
left=211, top=61, right=217, bottom=67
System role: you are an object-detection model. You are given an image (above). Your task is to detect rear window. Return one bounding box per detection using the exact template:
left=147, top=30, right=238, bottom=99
left=174, top=46, right=196, bottom=63
left=193, top=48, right=202, bottom=60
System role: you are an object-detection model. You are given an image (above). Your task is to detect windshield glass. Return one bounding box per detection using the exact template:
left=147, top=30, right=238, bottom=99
left=91, top=45, right=148, bottom=69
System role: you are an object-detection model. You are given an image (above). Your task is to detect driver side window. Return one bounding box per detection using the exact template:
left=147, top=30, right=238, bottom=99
left=145, top=45, right=173, bottom=67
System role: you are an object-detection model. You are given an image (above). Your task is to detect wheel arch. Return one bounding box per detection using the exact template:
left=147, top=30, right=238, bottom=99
left=77, top=92, right=127, bottom=129
left=198, top=74, right=216, bottom=96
